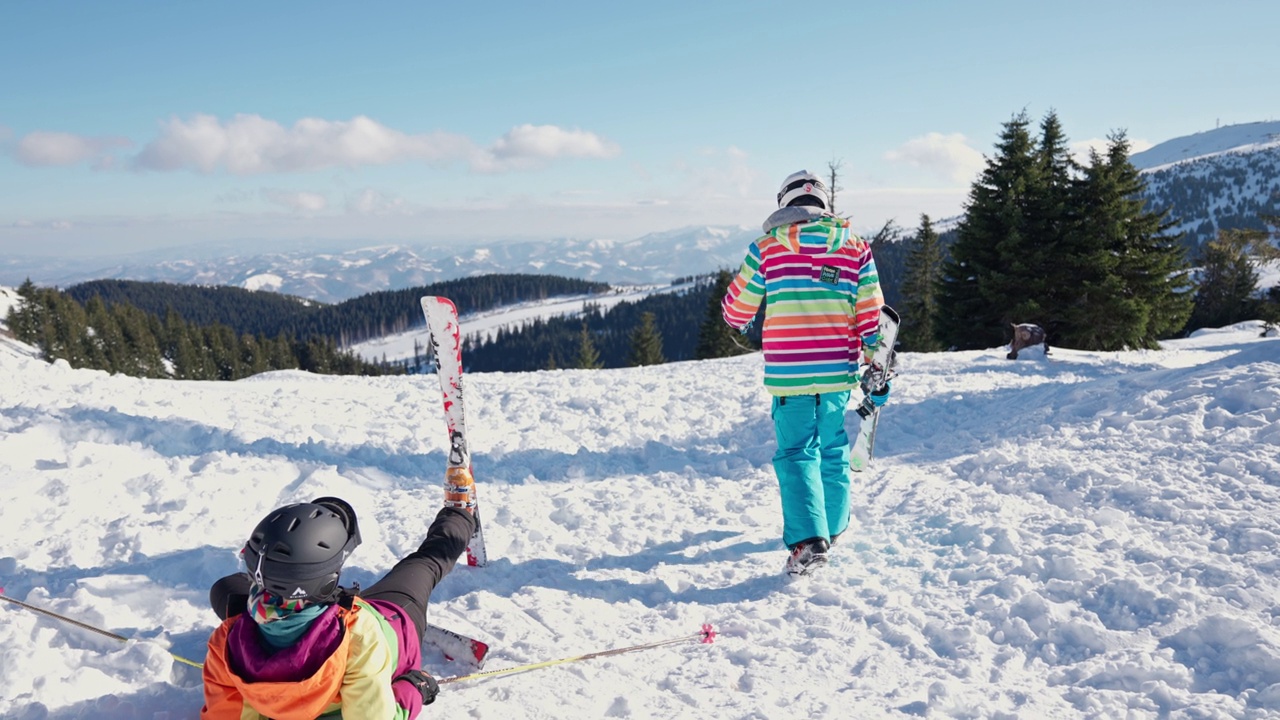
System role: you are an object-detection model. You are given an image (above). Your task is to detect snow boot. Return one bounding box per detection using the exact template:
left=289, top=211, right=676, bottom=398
left=784, top=537, right=830, bottom=577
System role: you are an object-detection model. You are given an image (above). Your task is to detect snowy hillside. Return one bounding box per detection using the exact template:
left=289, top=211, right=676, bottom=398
left=1131, top=122, right=1280, bottom=248
left=350, top=281, right=692, bottom=365
left=2, top=304, right=1279, bottom=718
left=0, top=226, right=758, bottom=304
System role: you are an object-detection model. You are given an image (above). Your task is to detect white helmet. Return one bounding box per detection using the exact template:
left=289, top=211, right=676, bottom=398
left=776, top=170, right=828, bottom=210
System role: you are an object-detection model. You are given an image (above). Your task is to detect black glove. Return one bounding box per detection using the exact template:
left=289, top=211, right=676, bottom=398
left=396, top=669, right=440, bottom=706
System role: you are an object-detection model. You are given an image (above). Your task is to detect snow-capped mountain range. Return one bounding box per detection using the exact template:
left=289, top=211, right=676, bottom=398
left=1, top=226, right=760, bottom=304
left=3, top=122, right=1275, bottom=303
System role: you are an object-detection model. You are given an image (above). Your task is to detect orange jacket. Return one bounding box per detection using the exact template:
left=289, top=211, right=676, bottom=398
left=202, top=599, right=409, bottom=719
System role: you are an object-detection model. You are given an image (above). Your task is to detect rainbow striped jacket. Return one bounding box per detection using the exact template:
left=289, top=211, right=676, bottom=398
left=722, top=208, right=884, bottom=396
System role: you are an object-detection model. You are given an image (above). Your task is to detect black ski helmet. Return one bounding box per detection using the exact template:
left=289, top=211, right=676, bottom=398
left=242, top=497, right=362, bottom=603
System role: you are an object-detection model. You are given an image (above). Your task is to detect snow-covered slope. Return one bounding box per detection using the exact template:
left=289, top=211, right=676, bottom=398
left=1, top=314, right=1278, bottom=718
left=1131, top=122, right=1280, bottom=248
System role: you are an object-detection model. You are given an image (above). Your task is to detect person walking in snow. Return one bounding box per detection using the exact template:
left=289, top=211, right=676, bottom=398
left=722, top=169, right=887, bottom=576
left=200, top=493, right=476, bottom=719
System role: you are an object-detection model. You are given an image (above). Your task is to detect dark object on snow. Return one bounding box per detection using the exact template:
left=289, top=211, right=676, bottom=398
left=396, top=669, right=440, bottom=705
left=1007, top=323, right=1049, bottom=360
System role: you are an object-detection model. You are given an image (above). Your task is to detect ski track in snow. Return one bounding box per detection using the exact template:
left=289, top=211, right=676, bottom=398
left=0, top=320, right=1278, bottom=719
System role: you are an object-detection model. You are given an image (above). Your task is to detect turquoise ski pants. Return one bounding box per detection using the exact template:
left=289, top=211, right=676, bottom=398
left=770, top=390, right=852, bottom=549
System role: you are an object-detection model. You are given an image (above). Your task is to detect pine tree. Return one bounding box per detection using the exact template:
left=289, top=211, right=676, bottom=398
left=628, top=311, right=666, bottom=366
left=573, top=321, right=603, bottom=369
left=1028, top=110, right=1079, bottom=328
left=8, top=279, right=41, bottom=344
left=1098, top=134, right=1193, bottom=347
left=898, top=215, right=944, bottom=352
left=83, top=295, right=118, bottom=371
left=1188, top=228, right=1264, bottom=331
left=695, top=270, right=752, bottom=359
left=936, top=111, right=1040, bottom=350
left=46, top=290, right=91, bottom=368
left=115, top=303, right=166, bottom=378
left=1059, top=133, right=1192, bottom=349
left=1259, top=216, right=1280, bottom=333
left=268, top=333, right=296, bottom=372
left=241, top=333, right=270, bottom=376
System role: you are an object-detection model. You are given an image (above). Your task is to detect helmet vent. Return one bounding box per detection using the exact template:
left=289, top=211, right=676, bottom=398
left=317, top=540, right=332, bottom=549
left=287, top=517, right=300, bottom=532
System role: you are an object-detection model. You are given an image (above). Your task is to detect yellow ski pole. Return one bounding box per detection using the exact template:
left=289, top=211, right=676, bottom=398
left=438, top=624, right=716, bottom=685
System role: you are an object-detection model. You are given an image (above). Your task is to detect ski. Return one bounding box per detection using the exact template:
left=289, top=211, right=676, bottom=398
left=420, top=296, right=488, bottom=567
left=851, top=305, right=900, bottom=472
left=422, top=622, right=490, bottom=669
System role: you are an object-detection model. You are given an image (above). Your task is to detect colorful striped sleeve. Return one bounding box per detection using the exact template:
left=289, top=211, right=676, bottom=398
left=853, top=247, right=884, bottom=347
left=722, top=241, right=766, bottom=329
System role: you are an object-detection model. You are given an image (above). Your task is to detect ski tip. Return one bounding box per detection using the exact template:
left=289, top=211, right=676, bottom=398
left=472, top=640, right=490, bottom=666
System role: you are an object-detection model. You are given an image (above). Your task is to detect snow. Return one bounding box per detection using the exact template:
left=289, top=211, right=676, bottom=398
left=1, top=304, right=1279, bottom=718
left=1259, top=260, right=1280, bottom=296
left=240, top=273, right=284, bottom=293
left=0, top=285, right=20, bottom=320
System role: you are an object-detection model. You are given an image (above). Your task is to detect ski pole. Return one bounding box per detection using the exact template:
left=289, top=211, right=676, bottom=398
left=0, top=588, right=204, bottom=669
left=438, top=624, right=716, bottom=685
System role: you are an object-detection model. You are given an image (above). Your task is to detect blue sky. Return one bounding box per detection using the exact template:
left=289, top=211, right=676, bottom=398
left=1, top=0, right=1276, bottom=258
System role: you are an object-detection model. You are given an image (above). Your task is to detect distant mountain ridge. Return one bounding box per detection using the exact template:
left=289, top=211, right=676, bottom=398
left=1129, top=121, right=1280, bottom=171
left=4, top=226, right=758, bottom=303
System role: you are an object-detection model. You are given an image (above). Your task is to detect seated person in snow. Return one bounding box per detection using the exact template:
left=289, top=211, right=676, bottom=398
left=1007, top=323, right=1049, bottom=360
left=200, top=487, right=476, bottom=719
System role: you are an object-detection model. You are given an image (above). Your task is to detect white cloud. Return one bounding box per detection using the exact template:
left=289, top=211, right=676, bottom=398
left=12, top=131, right=132, bottom=167
left=885, top=132, right=985, bottom=184
left=473, top=124, right=621, bottom=172
left=668, top=145, right=761, bottom=199
left=345, top=188, right=406, bottom=215
left=9, top=219, right=77, bottom=230
left=260, top=188, right=328, bottom=212
left=130, top=114, right=620, bottom=176
left=214, top=188, right=257, bottom=203
left=134, top=114, right=474, bottom=174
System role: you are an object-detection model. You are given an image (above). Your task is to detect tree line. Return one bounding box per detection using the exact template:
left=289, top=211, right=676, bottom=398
left=8, top=274, right=613, bottom=379
left=6, top=279, right=387, bottom=379
left=65, top=274, right=610, bottom=346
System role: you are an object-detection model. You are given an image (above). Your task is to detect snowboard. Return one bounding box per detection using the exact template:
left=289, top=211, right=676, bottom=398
left=850, top=305, right=900, bottom=472
left=420, top=296, right=488, bottom=567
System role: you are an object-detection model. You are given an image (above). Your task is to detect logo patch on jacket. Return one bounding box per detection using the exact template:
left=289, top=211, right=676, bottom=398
left=818, top=266, right=841, bottom=285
